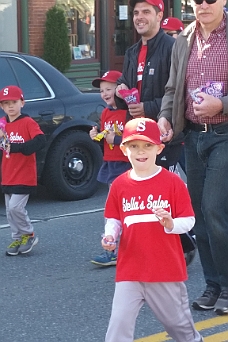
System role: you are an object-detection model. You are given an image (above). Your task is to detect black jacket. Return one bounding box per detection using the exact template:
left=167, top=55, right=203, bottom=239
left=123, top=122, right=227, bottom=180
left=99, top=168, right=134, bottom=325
left=116, top=28, right=175, bottom=121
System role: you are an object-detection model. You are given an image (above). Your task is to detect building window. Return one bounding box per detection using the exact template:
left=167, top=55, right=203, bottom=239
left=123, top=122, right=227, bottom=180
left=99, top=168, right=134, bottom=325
left=57, top=0, right=95, bottom=60
left=0, top=0, right=18, bottom=51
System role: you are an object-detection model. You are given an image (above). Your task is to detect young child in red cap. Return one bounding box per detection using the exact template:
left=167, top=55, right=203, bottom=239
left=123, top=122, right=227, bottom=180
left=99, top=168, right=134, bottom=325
left=161, top=16, right=184, bottom=38
left=90, top=71, right=131, bottom=266
left=102, top=117, right=203, bottom=342
left=0, top=85, right=46, bottom=256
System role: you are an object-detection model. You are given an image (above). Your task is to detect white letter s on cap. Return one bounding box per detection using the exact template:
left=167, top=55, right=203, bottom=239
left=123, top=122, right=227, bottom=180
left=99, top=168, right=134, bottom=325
left=3, top=88, right=9, bottom=96
left=137, top=120, right=146, bottom=132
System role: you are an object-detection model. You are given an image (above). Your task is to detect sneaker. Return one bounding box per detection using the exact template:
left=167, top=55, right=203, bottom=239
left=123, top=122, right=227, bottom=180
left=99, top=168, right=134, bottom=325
left=214, top=289, right=228, bottom=315
left=91, top=251, right=117, bottom=266
left=18, top=234, right=39, bottom=254
left=6, top=240, right=22, bottom=256
left=192, top=286, right=220, bottom=310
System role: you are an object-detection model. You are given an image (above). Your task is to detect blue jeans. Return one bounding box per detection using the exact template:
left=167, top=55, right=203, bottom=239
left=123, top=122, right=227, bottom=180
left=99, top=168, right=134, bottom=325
left=185, top=125, right=228, bottom=289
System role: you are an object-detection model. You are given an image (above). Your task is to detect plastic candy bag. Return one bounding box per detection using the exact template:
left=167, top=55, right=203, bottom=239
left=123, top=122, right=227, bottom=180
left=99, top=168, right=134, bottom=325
left=118, top=88, right=140, bottom=105
left=189, top=81, right=224, bottom=104
left=0, top=117, right=10, bottom=158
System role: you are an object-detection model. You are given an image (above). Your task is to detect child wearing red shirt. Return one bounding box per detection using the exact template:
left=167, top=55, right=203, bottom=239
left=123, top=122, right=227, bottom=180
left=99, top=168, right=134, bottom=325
left=102, top=118, right=203, bottom=342
left=90, top=71, right=131, bottom=266
left=0, top=85, right=45, bottom=256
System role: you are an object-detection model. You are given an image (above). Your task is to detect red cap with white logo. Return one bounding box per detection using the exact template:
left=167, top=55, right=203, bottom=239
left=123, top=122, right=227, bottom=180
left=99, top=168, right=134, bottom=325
left=92, top=70, right=122, bottom=88
left=129, top=0, right=164, bottom=12
left=122, top=118, right=162, bottom=145
left=161, top=17, right=184, bottom=31
left=0, top=85, right=24, bottom=102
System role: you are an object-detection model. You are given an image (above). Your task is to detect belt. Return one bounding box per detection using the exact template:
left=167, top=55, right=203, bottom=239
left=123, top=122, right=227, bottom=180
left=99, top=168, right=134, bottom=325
left=186, top=121, right=228, bottom=132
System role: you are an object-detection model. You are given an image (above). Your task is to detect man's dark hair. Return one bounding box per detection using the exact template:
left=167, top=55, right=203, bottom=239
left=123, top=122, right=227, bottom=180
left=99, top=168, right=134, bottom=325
left=130, top=0, right=161, bottom=14
left=129, top=0, right=144, bottom=6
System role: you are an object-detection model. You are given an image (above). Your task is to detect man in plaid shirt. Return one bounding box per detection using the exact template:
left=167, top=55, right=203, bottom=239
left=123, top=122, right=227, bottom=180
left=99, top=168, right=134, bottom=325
left=158, top=0, right=228, bottom=315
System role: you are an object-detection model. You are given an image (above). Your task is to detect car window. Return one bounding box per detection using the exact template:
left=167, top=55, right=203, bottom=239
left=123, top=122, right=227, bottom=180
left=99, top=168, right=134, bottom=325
left=0, top=57, right=18, bottom=89
left=8, top=57, right=51, bottom=100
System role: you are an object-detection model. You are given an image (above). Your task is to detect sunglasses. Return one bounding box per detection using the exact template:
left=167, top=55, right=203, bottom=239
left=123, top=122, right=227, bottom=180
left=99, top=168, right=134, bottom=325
left=193, top=0, right=217, bottom=4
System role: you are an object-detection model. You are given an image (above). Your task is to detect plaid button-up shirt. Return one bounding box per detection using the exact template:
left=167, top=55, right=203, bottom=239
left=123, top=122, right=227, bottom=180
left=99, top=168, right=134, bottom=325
left=185, top=15, right=228, bottom=124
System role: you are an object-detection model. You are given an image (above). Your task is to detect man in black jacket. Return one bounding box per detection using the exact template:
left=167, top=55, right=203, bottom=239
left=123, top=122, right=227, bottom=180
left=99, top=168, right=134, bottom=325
left=116, top=0, right=173, bottom=121
left=116, top=0, right=183, bottom=170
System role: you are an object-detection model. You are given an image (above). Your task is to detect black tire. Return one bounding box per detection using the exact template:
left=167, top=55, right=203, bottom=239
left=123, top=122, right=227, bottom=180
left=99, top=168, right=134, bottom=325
left=43, top=130, right=103, bottom=200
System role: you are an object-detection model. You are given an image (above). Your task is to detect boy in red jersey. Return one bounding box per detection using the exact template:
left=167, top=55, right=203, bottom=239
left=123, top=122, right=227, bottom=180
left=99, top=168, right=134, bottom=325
left=0, top=85, right=45, bottom=256
left=102, top=118, right=203, bottom=342
left=90, top=70, right=131, bottom=266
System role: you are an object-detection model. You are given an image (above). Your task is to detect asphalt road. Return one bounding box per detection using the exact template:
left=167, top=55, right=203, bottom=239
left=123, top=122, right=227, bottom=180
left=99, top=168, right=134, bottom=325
left=0, top=185, right=227, bottom=342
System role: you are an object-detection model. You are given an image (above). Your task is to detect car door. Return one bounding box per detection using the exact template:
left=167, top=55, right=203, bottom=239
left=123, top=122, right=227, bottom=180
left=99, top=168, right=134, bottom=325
left=0, top=55, right=65, bottom=135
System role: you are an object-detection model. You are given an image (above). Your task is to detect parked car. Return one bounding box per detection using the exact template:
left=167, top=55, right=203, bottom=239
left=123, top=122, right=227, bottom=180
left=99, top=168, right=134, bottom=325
left=181, top=12, right=195, bottom=21
left=0, top=52, right=105, bottom=200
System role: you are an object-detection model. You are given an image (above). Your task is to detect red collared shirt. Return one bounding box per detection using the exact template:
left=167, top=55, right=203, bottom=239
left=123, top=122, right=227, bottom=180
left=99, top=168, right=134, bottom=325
left=185, top=15, right=228, bottom=124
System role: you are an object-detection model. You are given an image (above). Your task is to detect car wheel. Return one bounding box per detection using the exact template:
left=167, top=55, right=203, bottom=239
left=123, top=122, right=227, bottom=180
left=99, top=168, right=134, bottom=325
left=43, top=130, right=103, bottom=200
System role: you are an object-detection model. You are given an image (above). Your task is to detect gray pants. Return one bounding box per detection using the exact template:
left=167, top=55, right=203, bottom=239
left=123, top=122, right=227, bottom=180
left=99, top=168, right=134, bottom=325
left=105, top=281, right=202, bottom=342
left=5, top=194, right=33, bottom=240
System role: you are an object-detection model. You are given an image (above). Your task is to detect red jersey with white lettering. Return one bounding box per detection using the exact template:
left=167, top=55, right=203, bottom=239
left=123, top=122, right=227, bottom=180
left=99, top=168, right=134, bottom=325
left=101, top=107, right=129, bottom=162
left=104, top=168, right=194, bottom=282
left=1, top=115, right=44, bottom=186
left=137, top=45, right=147, bottom=97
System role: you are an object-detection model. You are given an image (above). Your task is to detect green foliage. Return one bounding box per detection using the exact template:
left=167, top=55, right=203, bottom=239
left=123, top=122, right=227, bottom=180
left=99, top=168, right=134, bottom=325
left=43, top=5, right=71, bottom=73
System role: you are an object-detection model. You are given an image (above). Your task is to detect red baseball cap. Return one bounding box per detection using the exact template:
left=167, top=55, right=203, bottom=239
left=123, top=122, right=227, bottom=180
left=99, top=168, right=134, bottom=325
left=161, top=17, right=184, bottom=31
left=122, top=118, right=162, bottom=145
left=0, top=85, right=24, bottom=102
left=92, top=70, right=122, bottom=88
left=129, top=0, right=164, bottom=12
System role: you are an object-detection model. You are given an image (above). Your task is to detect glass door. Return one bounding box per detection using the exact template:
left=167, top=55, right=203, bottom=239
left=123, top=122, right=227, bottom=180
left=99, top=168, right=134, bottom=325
left=109, top=0, right=134, bottom=71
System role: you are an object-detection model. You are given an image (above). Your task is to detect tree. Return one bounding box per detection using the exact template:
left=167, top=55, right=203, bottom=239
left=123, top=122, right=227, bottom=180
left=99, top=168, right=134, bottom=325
left=43, top=5, right=71, bottom=73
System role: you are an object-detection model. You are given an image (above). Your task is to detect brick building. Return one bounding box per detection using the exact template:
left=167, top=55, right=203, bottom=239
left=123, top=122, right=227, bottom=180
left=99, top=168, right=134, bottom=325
left=0, top=0, right=203, bottom=89
left=28, top=0, right=56, bottom=57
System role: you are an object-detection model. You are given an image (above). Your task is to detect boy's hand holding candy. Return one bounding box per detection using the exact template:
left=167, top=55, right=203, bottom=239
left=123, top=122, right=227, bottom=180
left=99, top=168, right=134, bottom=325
left=152, top=206, right=174, bottom=231
left=92, top=123, right=122, bottom=150
left=0, top=128, right=4, bottom=138
left=118, top=88, right=144, bottom=118
left=89, top=126, right=98, bottom=140
left=101, top=234, right=116, bottom=251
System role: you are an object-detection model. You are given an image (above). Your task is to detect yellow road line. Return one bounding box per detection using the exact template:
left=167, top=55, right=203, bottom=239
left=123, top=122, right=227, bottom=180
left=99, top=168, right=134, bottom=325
left=134, top=316, right=228, bottom=342
left=195, top=316, right=228, bottom=330
left=204, top=331, right=228, bottom=342
left=135, top=332, right=171, bottom=341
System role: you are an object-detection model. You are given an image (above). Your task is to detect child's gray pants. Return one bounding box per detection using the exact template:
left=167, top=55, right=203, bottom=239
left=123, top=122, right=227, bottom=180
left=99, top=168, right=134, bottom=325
left=105, top=281, right=202, bottom=342
left=5, top=194, right=33, bottom=239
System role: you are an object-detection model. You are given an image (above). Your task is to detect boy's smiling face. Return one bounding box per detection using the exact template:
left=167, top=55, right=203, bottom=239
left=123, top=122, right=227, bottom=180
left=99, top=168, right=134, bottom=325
left=100, top=81, right=117, bottom=108
left=1, top=99, right=24, bottom=121
left=121, top=139, right=164, bottom=177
